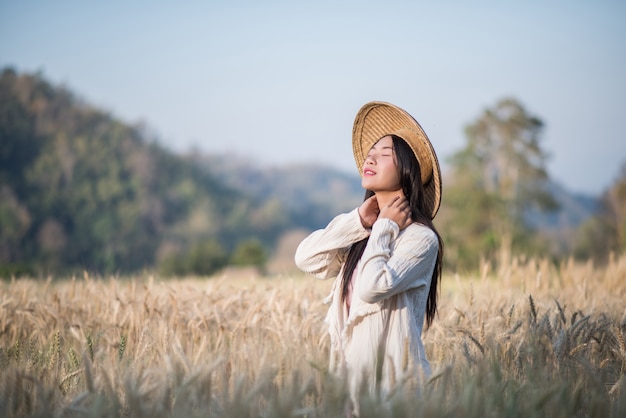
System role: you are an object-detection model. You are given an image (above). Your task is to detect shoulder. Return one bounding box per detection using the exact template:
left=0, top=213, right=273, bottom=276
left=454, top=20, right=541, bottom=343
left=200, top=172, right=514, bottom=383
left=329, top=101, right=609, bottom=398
left=402, top=223, right=439, bottom=247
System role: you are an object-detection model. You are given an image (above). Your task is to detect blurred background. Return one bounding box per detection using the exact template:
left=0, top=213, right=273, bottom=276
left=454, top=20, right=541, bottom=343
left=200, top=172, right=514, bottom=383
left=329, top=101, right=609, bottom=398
left=1, top=0, right=625, bottom=277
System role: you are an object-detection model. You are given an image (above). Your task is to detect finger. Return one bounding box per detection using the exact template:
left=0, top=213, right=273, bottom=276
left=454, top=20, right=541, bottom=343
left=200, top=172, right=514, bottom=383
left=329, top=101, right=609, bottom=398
left=396, top=200, right=409, bottom=211
left=387, top=196, right=401, bottom=207
left=395, top=196, right=407, bottom=205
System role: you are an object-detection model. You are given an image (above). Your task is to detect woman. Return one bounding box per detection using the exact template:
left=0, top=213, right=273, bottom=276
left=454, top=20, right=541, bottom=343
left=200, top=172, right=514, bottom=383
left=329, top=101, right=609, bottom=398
left=295, top=101, right=444, bottom=414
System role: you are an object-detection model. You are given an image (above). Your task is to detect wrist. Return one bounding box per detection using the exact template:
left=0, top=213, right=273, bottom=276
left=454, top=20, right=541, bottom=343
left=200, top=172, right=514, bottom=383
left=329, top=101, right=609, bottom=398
left=357, top=207, right=371, bottom=228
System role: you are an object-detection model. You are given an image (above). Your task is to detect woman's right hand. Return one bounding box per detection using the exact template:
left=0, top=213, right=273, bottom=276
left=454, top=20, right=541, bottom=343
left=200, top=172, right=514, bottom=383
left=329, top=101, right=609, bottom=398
left=378, top=195, right=413, bottom=230
left=358, top=195, right=379, bottom=228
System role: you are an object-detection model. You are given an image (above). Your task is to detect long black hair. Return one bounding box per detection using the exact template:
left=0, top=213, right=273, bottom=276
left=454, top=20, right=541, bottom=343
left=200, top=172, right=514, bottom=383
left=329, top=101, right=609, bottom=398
left=340, top=135, right=444, bottom=329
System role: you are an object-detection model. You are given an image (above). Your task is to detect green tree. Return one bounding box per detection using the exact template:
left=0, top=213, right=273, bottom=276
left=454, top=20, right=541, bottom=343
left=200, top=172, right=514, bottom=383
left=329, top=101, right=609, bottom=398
left=0, top=68, right=266, bottom=276
left=159, top=239, right=228, bottom=277
left=605, top=162, right=626, bottom=254
left=0, top=68, right=41, bottom=270
left=573, top=162, right=626, bottom=261
left=230, top=238, right=268, bottom=272
left=443, top=97, right=557, bottom=271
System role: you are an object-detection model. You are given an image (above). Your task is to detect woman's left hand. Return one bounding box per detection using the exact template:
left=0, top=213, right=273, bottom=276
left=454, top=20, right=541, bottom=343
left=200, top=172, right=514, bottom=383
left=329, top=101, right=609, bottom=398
left=379, top=196, right=413, bottom=230
left=358, top=195, right=380, bottom=228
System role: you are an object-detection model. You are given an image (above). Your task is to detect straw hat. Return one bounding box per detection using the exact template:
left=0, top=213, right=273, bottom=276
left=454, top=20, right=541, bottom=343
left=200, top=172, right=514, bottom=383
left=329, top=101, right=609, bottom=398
left=352, top=101, right=442, bottom=219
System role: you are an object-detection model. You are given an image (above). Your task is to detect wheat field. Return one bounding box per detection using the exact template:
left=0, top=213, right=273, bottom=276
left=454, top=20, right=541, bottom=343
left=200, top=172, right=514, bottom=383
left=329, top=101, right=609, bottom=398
left=1, top=255, right=625, bottom=417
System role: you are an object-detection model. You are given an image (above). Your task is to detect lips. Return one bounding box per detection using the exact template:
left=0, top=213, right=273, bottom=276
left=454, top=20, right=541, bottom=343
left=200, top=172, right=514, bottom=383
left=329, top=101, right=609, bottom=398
left=363, top=168, right=376, bottom=176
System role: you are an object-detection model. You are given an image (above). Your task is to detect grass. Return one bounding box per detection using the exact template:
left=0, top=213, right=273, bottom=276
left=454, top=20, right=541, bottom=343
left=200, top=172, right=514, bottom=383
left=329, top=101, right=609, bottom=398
left=1, top=255, right=625, bottom=417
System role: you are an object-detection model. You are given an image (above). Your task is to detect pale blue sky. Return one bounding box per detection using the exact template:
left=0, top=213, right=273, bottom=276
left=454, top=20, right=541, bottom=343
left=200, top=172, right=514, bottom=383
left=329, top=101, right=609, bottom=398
left=1, top=0, right=625, bottom=195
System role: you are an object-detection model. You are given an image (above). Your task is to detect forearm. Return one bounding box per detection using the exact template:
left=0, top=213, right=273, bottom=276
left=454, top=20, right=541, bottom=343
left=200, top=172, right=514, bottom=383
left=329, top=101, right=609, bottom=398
left=295, top=209, right=370, bottom=279
left=356, top=221, right=438, bottom=302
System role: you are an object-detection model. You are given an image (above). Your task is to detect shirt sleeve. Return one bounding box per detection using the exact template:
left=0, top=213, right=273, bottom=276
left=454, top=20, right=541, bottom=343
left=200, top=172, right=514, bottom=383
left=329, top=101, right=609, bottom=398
left=355, top=219, right=439, bottom=303
left=294, top=208, right=371, bottom=279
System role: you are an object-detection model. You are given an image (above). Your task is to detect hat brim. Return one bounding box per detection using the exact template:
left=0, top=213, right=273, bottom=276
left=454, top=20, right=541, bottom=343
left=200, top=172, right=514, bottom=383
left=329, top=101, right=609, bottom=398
left=352, top=101, right=442, bottom=219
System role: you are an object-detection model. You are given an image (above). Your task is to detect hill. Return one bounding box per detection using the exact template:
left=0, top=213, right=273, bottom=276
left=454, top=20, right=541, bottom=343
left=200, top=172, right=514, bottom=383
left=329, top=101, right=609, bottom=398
left=199, top=153, right=599, bottom=233
left=0, top=68, right=289, bottom=275
left=525, top=180, right=599, bottom=229
left=190, top=154, right=364, bottom=230
left=0, top=67, right=602, bottom=276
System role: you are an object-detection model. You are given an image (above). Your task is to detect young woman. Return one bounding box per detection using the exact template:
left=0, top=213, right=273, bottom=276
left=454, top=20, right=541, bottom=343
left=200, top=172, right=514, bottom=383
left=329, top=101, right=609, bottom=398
left=295, top=101, right=444, bottom=414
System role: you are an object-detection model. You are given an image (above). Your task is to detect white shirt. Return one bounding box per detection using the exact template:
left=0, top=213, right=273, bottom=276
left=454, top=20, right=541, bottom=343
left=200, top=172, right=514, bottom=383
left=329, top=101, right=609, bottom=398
left=295, top=208, right=439, bottom=404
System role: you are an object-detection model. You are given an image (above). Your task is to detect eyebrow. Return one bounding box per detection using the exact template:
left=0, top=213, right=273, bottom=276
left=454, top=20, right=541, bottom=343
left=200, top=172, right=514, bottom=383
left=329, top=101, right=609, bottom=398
left=369, top=145, right=394, bottom=152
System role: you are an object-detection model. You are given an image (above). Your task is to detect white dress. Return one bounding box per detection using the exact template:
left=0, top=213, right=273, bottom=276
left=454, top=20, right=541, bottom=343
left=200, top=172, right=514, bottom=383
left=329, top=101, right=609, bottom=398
left=295, top=208, right=439, bottom=405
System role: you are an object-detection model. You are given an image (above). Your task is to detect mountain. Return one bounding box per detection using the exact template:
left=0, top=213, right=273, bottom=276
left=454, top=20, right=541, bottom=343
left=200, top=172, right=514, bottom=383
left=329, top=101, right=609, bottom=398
left=0, top=67, right=602, bottom=276
left=524, top=180, right=599, bottom=230
left=189, top=154, right=365, bottom=231
left=0, top=68, right=287, bottom=275
left=196, top=153, right=599, bottom=233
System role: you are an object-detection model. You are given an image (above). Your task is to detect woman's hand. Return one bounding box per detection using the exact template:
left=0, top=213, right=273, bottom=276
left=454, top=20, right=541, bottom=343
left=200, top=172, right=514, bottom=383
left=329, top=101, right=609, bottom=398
left=379, top=196, right=413, bottom=230
left=358, top=195, right=380, bottom=228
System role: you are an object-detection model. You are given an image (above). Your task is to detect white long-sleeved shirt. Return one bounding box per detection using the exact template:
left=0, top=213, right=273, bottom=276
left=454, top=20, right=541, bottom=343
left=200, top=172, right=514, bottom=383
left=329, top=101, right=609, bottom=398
left=295, top=208, right=439, bottom=403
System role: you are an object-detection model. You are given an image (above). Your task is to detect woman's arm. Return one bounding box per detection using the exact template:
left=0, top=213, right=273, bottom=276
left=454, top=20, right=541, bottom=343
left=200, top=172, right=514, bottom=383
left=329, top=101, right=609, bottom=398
left=294, top=209, right=371, bottom=279
left=355, top=220, right=438, bottom=302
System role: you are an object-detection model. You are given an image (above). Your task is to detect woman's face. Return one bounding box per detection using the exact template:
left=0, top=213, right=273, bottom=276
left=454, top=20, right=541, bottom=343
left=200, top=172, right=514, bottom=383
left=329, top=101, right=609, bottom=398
left=361, top=136, right=401, bottom=192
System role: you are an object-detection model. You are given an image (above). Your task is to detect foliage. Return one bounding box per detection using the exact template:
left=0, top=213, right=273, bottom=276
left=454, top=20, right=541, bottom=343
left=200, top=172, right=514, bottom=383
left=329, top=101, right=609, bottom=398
left=1, top=68, right=614, bottom=277
left=0, top=67, right=282, bottom=276
left=441, top=97, right=558, bottom=271
left=158, top=239, right=229, bottom=277
left=573, top=162, right=626, bottom=261
left=230, top=238, right=268, bottom=270
left=1, top=256, right=625, bottom=417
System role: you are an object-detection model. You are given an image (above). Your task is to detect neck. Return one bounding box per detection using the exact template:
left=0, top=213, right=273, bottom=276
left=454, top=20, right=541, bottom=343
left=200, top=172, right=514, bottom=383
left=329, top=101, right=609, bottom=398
left=374, top=190, right=403, bottom=208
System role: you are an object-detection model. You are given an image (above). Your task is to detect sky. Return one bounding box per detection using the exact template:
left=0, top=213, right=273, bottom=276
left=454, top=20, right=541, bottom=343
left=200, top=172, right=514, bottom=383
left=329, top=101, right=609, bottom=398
left=1, top=0, right=625, bottom=196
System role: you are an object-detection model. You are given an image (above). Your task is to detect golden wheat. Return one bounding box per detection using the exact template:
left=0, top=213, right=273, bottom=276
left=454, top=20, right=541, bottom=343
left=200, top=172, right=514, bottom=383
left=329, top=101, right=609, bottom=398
left=1, top=255, right=625, bottom=417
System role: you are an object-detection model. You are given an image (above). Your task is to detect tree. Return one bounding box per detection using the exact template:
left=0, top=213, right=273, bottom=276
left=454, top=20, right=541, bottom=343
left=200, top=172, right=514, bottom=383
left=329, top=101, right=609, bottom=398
left=158, top=239, right=228, bottom=277
left=443, top=97, right=557, bottom=270
left=230, top=238, right=268, bottom=273
left=573, top=162, right=626, bottom=261
left=604, top=162, right=626, bottom=254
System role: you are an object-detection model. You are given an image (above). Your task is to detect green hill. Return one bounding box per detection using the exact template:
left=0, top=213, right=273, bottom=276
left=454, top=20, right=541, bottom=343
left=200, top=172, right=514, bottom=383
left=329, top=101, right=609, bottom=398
left=190, top=154, right=364, bottom=229
left=1, top=67, right=604, bottom=277
left=0, top=68, right=288, bottom=276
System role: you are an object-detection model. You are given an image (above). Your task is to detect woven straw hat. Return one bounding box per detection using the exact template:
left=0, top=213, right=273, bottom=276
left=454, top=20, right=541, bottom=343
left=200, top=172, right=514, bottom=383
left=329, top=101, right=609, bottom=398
left=352, top=101, right=442, bottom=219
